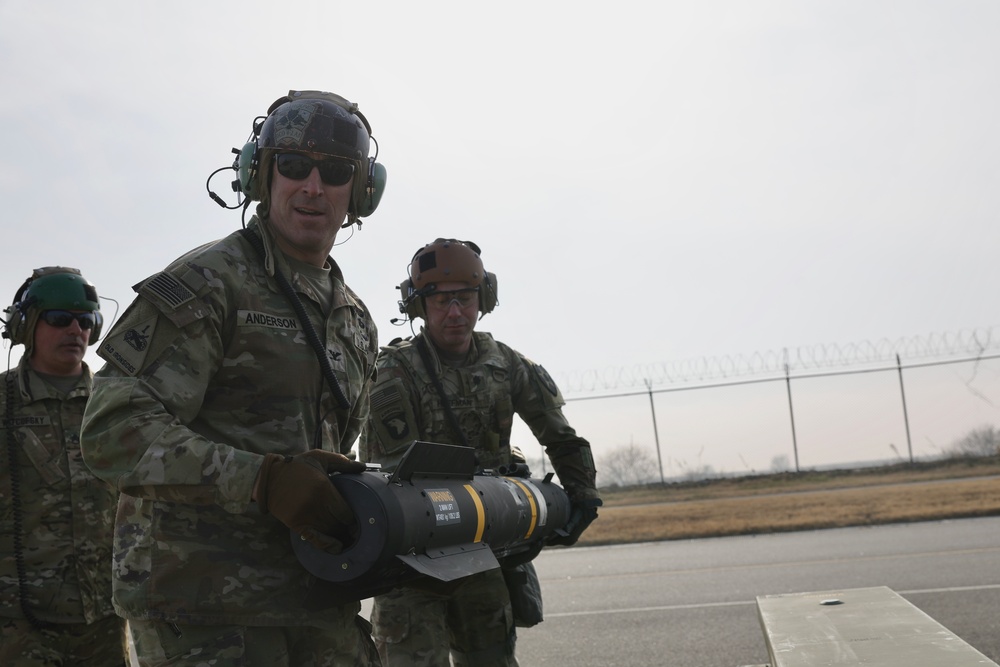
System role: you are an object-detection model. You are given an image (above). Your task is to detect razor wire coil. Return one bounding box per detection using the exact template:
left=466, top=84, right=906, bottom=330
left=557, top=327, right=1000, bottom=396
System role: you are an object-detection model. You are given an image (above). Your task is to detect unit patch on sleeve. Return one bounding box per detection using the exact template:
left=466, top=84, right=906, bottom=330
left=533, top=363, right=559, bottom=396
left=370, top=377, right=420, bottom=453
left=98, top=316, right=158, bottom=376
left=380, top=410, right=411, bottom=441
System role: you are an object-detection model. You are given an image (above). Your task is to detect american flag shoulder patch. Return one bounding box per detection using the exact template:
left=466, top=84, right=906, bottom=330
left=371, top=385, right=402, bottom=411
left=140, top=272, right=197, bottom=310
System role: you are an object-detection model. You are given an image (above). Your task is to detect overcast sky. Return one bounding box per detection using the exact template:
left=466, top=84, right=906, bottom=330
left=2, top=1, right=998, bottom=477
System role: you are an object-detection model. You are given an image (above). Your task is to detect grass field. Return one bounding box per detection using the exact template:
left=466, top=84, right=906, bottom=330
left=576, top=456, right=1000, bottom=546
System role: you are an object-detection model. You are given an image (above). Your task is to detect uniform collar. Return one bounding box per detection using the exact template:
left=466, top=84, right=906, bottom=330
left=16, top=356, right=92, bottom=404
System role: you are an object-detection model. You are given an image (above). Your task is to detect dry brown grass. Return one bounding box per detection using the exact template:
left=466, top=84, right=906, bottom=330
left=577, top=458, right=1000, bottom=546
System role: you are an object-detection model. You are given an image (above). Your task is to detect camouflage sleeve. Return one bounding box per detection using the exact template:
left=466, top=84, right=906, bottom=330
left=358, top=352, right=422, bottom=470
left=509, top=347, right=599, bottom=501
left=81, top=295, right=261, bottom=514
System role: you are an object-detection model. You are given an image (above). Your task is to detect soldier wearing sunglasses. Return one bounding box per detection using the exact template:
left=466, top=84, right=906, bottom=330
left=0, top=267, right=126, bottom=665
left=360, top=239, right=601, bottom=667
left=81, top=91, right=386, bottom=666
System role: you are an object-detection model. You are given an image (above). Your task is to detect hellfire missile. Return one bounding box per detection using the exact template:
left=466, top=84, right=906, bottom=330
left=293, top=441, right=571, bottom=604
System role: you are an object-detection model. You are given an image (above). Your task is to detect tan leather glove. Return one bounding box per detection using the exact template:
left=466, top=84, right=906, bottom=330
left=256, top=450, right=365, bottom=552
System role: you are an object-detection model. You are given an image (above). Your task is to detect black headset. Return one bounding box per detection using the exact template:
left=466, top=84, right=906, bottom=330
left=2, top=276, right=36, bottom=345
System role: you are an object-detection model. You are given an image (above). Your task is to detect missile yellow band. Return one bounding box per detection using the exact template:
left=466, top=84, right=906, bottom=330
left=463, top=484, right=486, bottom=542
left=509, top=479, right=539, bottom=538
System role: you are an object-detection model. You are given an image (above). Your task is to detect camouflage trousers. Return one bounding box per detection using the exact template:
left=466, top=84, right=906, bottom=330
left=0, top=613, right=127, bottom=666
left=371, top=569, right=517, bottom=667
left=127, top=616, right=380, bottom=667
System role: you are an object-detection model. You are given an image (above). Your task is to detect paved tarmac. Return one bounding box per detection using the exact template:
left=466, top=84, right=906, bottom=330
left=123, top=513, right=1000, bottom=665
left=512, top=516, right=1000, bottom=666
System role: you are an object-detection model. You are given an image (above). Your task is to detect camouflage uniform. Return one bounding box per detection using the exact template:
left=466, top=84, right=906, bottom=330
left=359, top=331, right=598, bottom=667
left=0, top=357, right=126, bottom=665
left=80, top=216, right=380, bottom=664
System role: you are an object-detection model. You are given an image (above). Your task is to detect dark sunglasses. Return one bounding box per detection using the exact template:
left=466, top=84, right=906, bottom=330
left=40, top=310, right=101, bottom=330
left=274, top=153, right=355, bottom=186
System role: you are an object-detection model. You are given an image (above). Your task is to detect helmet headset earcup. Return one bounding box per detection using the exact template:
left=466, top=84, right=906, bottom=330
left=2, top=276, right=34, bottom=345
left=480, top=273, right=498, bottom=315
left=353, top=159, right=387, bottom=220
left=237, top=139, right=259, bottom=199
left=398, top=278, right=425, bottom=320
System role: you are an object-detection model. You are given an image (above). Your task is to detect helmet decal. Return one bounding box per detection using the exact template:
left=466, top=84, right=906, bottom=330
left=273, top=102, right=319, bottom=148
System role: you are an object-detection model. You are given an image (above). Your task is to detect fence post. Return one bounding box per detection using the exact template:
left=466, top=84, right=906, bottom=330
left=646, top=379, right=666, bottom=484
left=784, top=349, right=800, bottom=472
left=896, top=353, right=914, bottom=463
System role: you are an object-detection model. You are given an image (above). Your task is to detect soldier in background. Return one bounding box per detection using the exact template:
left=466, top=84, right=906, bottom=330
left=81, top=90, right=386, bottom=666
left=360, top=238, right=601, bottom=667
left=0, top=267, right=125, bottom=665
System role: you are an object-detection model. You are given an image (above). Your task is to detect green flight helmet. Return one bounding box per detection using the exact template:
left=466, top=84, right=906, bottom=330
left=2, top=267, right=103, bottom=350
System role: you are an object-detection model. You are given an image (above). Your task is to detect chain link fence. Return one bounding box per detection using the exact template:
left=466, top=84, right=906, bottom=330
left=517, top=329, right=1000, bottom=485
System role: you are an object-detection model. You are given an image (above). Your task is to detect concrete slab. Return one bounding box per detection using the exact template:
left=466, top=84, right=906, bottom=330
left=756, top=586, right=997, bottom=666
